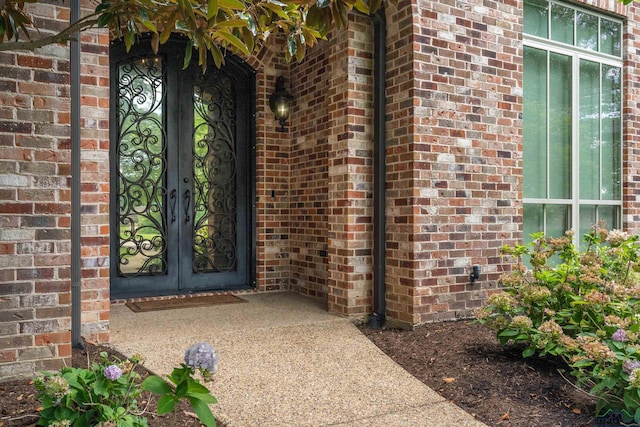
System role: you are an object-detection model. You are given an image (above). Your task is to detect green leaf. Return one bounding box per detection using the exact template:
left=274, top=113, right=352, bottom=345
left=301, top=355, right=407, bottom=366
left=353, top=0, right=369, bottom=13
left=141, top=375, right=173, bottom=395
left=189, top=395, right=217, bottom=427
left=572, top=359, right=594, bottom=368
left=218, top=0, right=245, bottom=10
left=183, top=40, right=193, bottom=69
left=522, top=347, right=536, bottom=358
left=93, top=377, right=106, bottom=397
left=295, top=37, right=306, bottom=62
left=95, top=2, right=111, bottom=13
left=175, top=20, right=191, bottom=32
left=210, top=44, right=224, bottom=68
left=216, top=30, right=250, bottom=54
left=175, top=380, right=189, bottom=399
left=198, top=45, right=208, bottom=72
left=207, top=0, right=218, bottom=20
left=624, top=390, right=639, bottom=411
left=157, top=395, right=177, bottom=415
left=242, top=27, right=255, bottom=52
left=141, top=20, right=158, bottom=33
left=124, top=30, right=135, bottom=52
left=498, top=329, right=519, bottom=338
left=187, top=381, right=212, bottom=395
left=97, top=12, right=112, bottom=28
left=216, top=19, right=249, bottom=28
left=262, top=2, right=290, bottom=19
left=187, top=391, right=217, bottom=404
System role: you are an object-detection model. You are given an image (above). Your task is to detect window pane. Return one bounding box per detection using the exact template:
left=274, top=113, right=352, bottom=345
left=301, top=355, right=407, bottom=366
left=117, top=56, right=167, bottom=277
left=601, top=19, right=622, bottom=57
left=598, top=205, right=620, bottom=230
left=549, top=53, right=571, bottom=199
left=601, top=66, right=621, bottom=200
left=551, top=3, right=575, bottom=45
left=576, top=11, right=598, bottom=51
left=579, top=60, right=600, bottom=200
left=525, top=0, right=549, bottom=38
left=579, top=205, right=596, bottom=248
left=546, top=204, right=569, bottom=237
left=524, top=204, right=544, bottom=244
left=523, top=47, right=548, bottom=199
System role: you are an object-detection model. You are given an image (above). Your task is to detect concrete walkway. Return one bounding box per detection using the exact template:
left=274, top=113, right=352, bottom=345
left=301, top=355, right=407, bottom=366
left=110, top=292, right=486, bottom=427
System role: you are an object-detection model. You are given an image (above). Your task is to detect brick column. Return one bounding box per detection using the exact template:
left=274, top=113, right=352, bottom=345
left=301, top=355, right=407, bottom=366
left=0, top=2, right=73, bottom=378
left=325, top=15, right=375, bottom=317
left=385, top=0, right=523, bottom=326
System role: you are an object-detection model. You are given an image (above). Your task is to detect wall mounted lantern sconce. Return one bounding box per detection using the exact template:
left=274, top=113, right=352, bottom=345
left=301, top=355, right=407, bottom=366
left=469, top=265, right=481, bottom=283
left=269, top=76, right=294, bottom=132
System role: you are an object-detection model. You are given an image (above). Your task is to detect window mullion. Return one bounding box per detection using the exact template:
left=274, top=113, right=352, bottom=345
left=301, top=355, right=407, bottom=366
left=546, top=50, right=551, bottom=203
left=571, top=53, right=581, bottom=246
left=599, top=63, right=603, bottom=204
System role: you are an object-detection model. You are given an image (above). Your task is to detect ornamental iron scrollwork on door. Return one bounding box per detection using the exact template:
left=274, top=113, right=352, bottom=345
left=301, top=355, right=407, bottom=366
left=116, top=56, right=168, bottom=277
left=191, top=70, right=237, bottom=274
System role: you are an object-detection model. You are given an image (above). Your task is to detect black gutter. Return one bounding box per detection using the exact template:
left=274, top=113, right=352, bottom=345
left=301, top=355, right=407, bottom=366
left=369, top=10, right=387, bottom=329
left=70, top=0, right=83, bottom=349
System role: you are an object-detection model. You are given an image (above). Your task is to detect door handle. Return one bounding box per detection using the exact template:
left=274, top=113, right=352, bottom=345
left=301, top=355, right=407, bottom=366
left=184, top=189, right=191, bottom=223
left=169, top=189, right=177, bottom=223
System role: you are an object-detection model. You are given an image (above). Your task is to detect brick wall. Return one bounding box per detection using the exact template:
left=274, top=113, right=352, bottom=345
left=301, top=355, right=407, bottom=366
left=78, top=22, right=110, bottom=343
left=289, top=40, right=331, bottom=302
left=326, top=15, right=375, bottom=317
left=0, top=1, right=109, bottom=380
left=288, top=14, right=376, bottom=316
left=251, top=42, right=294, bottom=293
left=384, top=0, right=523, bottom=326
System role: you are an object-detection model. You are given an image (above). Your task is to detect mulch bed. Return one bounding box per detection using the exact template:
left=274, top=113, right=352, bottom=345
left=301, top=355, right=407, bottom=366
left=358, top=320, right=597, bottom=427
left=2, top=320, right=597, bottom=427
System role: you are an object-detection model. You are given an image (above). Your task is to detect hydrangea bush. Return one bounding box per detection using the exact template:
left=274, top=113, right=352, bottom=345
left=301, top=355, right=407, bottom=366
left=35, top=343, right=218, bottom=427
left=475, top=225, right=640, bottom=422
left=35, top=352, right=148, bottom=426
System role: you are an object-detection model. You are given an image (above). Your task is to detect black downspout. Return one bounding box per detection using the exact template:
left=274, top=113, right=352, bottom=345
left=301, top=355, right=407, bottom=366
left=369, top=10, right=387, bottom=329
left=70, top=0, right=83, bottom=349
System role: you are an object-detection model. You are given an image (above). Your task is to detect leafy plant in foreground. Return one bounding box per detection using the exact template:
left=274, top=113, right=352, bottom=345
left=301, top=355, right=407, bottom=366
left=34, top=342, right=218, bottom=427
left=141, top=342, right=218, bottom=426
left=35, top=351, right=148, bottom=427
left=476, top=224, right=640, bottom=423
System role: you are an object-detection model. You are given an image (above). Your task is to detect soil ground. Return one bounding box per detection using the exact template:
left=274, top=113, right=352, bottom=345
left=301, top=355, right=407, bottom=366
left=358, top=320, right=596, bottom=427
left=2, top=320, right=595, bottom=426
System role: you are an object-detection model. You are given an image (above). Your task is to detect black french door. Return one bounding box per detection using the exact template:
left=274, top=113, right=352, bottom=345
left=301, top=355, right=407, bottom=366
left=109, top=40, right=255, bottom=299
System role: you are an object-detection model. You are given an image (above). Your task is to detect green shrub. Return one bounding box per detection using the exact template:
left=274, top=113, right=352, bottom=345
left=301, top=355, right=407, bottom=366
left=34, top=343, right=218, bottom=427
left=476, top=225, right=640, bottom=422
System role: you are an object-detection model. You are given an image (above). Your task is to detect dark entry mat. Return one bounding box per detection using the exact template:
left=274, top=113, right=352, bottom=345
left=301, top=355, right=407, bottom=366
left=126, top=294, right=247, bottom=313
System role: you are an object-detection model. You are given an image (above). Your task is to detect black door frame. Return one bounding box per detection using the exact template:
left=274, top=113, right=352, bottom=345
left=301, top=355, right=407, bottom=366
left=109, top=37, right=256, bottom=299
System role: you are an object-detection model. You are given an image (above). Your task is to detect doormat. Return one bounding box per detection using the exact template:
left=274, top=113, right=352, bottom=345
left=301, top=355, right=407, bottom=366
left=126, top=294, right=247, bottom=313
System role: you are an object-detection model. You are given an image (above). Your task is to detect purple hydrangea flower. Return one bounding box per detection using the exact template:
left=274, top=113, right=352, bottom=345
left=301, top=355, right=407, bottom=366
left=104, top=364, right=123, bottom=381
left=184, top=342, right=218, bottom=374
left=623, top=359, right=640, bottom=375
left=612, top=328, right=628, bottom=342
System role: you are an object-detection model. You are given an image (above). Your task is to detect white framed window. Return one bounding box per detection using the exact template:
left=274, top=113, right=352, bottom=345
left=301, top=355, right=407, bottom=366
left=523, top=0, right=623, bottom=245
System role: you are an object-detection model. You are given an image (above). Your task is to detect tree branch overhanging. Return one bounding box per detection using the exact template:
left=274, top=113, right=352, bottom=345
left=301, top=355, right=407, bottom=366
left=0, top=15, right=100, bottom=52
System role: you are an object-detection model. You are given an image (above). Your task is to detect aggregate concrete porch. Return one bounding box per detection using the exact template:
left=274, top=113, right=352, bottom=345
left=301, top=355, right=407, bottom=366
left=110, top=292, right=486, bottom=426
